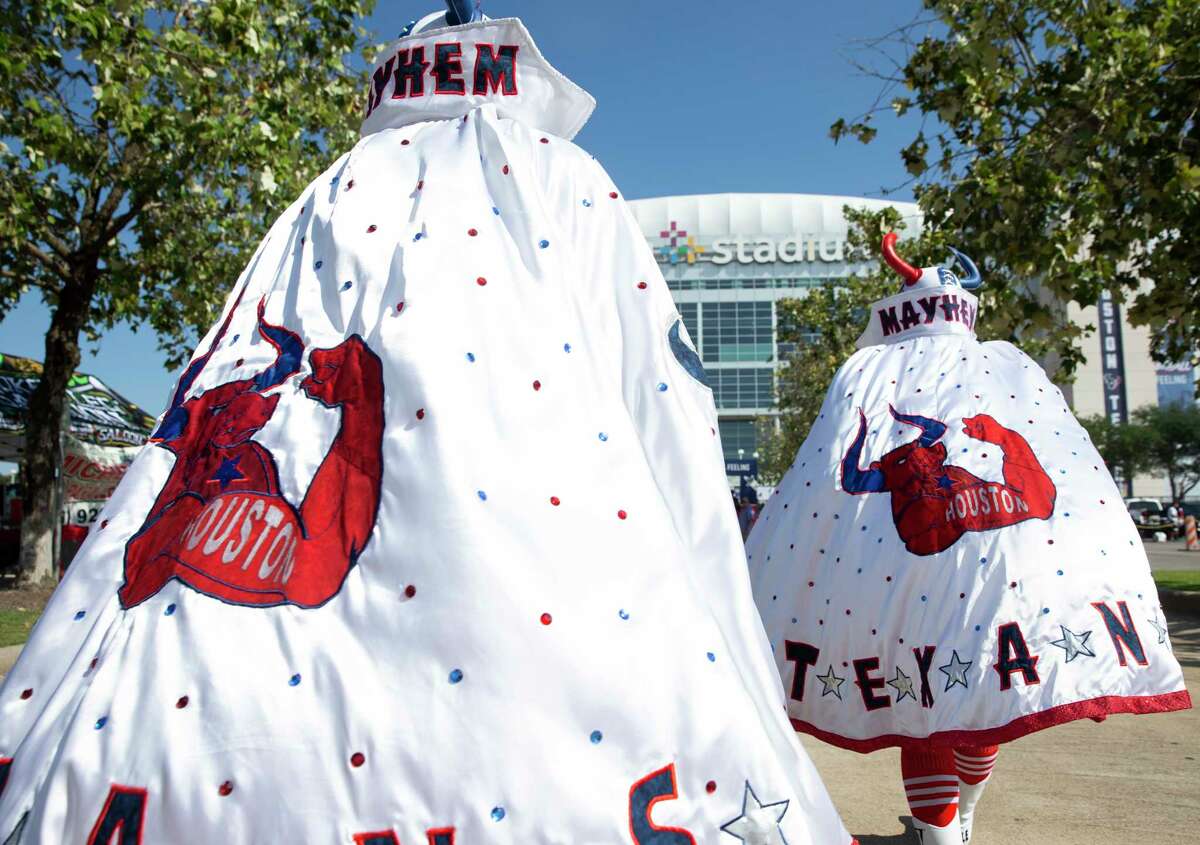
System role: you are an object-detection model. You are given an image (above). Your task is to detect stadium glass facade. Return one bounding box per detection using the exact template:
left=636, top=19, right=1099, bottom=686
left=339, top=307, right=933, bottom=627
left=627, top=193, right=920, bottom=483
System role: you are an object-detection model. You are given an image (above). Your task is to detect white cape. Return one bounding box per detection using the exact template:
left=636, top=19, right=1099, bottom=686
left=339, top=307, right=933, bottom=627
left=748, top=280, right=1190, bottom=752
left=0, top=18, right=849, bottom=845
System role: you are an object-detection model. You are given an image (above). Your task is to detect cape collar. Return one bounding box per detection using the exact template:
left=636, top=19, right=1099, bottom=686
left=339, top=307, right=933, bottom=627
left=360, top=17, right=595, bottom=141
left=856, top=284, right=980, bottom=348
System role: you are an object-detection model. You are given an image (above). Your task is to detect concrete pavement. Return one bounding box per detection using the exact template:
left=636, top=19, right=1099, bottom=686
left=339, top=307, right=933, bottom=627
left=1144, top=539, right=1200, bottom=572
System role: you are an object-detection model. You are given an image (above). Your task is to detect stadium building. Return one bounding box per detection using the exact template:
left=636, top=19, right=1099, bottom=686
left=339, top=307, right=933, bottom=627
left=627, top=193, right=919, bottom=485
left=629, top=193, right=1196, bottom=498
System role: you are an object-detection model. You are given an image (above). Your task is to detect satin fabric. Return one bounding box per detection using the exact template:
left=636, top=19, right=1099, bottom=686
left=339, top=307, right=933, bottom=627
left=748, top=279, right=1190, bottom=752
left=0, top=18, right=849, bottom=845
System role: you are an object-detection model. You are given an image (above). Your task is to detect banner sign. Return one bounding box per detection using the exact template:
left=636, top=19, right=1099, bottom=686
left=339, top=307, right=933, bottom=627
left=725, top=459, right=758, bottom=477
left=1097, top=292, right=1129, bottom=424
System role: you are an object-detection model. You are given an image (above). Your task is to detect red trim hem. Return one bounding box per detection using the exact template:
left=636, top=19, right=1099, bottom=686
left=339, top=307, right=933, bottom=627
left=790, top=689, right=1192, bottom=754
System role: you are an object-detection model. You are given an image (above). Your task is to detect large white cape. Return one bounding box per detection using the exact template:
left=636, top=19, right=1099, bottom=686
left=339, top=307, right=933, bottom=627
left=0, top=18, right=849, bottom=845
left=748, top=279, right=1190, bottom=752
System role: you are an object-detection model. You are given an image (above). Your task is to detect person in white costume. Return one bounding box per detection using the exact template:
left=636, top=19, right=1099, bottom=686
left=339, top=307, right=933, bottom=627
left=0, top=10, right=854, bottom=845
left=747, top=234, right=1191, bottom=844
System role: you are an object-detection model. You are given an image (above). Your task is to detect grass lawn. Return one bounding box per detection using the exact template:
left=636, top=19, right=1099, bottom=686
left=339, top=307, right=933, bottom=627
left=1153, top=570, right=1200, bottom=593
left=0, top=609, right=39, bottom=647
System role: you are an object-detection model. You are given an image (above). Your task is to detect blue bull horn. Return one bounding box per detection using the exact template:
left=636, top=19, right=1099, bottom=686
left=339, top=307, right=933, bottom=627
left=889, top=405, right=947, bottom=448
left=947, top=246, right=982, bottom=289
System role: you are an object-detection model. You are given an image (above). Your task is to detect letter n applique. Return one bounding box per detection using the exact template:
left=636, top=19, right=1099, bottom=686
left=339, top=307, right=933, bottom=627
left=1092, top=601, right=1148, bottom=666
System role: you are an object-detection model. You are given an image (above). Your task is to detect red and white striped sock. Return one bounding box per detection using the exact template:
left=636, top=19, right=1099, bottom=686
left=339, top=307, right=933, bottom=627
left=955, top=745, right=998, bottom=842
left=900, top=746, right=960, bottom=833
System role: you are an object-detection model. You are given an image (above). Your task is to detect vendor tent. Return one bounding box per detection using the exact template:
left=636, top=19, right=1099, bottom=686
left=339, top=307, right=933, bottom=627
left=0, top=352, right=154, bottom=462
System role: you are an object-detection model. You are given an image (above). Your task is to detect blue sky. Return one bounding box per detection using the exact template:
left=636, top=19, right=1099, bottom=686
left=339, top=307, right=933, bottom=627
left=1, top=0, right=925, bottom=417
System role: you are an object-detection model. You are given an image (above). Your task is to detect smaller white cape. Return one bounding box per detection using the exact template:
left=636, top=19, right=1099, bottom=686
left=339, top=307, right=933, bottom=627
left=748, top=281, right=1190, bottom=751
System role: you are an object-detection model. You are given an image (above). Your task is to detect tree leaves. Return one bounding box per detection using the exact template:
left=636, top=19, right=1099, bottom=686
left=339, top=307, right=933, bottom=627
left=0, top=0, right=376, bottom=365
left=833, top=0, right=1200, bottom=379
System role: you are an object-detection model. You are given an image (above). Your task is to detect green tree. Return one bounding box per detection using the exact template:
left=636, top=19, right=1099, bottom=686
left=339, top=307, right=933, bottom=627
left=1078, top=413, right=1153, bottom=492
left=0, top=0, right=375, bottom=584
left=1133, top=403, right=1200, bottom=501
left=757, top=205, right=1023, bottom=483
left=832, top=0, right=1200, bottom=378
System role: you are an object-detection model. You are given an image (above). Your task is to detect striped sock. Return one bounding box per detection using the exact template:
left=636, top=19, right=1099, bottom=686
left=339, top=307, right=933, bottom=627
left=955, top=745, right=998, bottom=842
left=901, top=746, right=959, bottom=829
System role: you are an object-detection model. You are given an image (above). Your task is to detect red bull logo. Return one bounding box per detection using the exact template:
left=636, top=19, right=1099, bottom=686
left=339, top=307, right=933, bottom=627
left=841, top=406, right=1055, bottom=556
left=119, top=293, right=384, bottom=609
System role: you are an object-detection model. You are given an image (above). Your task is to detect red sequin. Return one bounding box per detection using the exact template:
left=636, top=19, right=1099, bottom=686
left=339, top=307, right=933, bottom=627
left=218, top=781, right=234, bottom=797
left=235, top=359, right=244, bottom=367
left=502, top=164, right=510, bottom=174
left=346, top=180, right=355, bottom=190
left=401, top=139, right=410, bottom=146
left=176, top=696, right=189, bottom=709
left=533, top=380, right=542, bottom=391
left=609, top=192, right=618, bottom=199
left=20, top=688, right=32, bottom=700
left=540, top=613, right=553, bottom=625
left=351, top=752, right=366, bottom=768
left=468, top=228, right=478, bottom=237
left=396, top=302, right=404, bottom=313
left=404, top=584, right=417, bottom=599
left=617, top=510, right=627, bottom=520
left=540, top=137, right=549, bottom=144
left=416, top=180, right=424, bottom=190
left=550, top=496, right=560, bottom=506
left=705, top=781, right=717, bottom=794
left=637, top=281, right=648, bottom=290
left=476, top=276, right=488, bottom=286
left=100, top=520, right=108, bottom=529
left=416, top=408, right=425, bottom=420
left=367, top=224, right=377, bottom=233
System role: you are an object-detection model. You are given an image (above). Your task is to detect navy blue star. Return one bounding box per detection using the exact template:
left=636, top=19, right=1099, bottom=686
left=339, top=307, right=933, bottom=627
left=210, top=456, right=244, bottom=490
left=937, top=474, right=954, bottom=490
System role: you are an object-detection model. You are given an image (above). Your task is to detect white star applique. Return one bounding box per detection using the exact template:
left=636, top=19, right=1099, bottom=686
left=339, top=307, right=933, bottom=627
left=815, top=665, right=846, bottom=700
left=1049, top=625, right=1096, bottom=663
left=938, top=650, right=972, bottom=691
left=720, top=782, right=791, bottom=845
left=1147, top=611, right=1169, bottom=646
left=887, top=666, right=916, bottom=703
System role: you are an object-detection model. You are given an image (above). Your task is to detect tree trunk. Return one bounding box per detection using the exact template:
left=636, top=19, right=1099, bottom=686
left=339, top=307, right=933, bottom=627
left=17, top=267, right=97, bottom=586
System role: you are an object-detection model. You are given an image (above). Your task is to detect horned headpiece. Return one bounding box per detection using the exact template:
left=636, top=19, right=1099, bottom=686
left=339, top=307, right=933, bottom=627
left=881, top=232, right=981, bottom=291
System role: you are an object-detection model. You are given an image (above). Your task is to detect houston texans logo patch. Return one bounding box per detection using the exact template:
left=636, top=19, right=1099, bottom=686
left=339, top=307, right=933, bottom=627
left=841, top=406, right=1055, bottom=555
left=119, top=293, right=384, bottom=609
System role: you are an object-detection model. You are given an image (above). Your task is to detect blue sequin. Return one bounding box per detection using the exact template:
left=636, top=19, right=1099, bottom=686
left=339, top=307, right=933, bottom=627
left=618, top=609, right=629, bottom=620
left=980, top=557, right=988, bottom=564
left=582, top=199, right=592, bottom=207
left=921, top=595, right=927, bottom=602
left=341, top=281, right=352, bottom=291
left=590, top=730, right=603, bottom=744
left=656, top=383, right=668, bottom=392
left=477, top=490, right=487, bottom=501
left=164, top=603, right=177, bottom=616
left=598, top=432, right=608, bottom=442
left=492, top=206, right=500, bottom=215
left=414, top=232, right=424, bottom=241
left=706, top=652, right=716, bottom=663
left=563, top=343, right=572, bottom=353
left=466, top=352, right=476, bottom=362
left=538, top=239, right=550, bottom=249
left=975, top=624, right=982, bottom=632
left=1043, top=608, right=1050, bottom=614
left=1057, top=569, right=1064, bottom=576
left=491, top=807, right=506, bottom=822
left=289, top=673, right=301, bottom=686
left=74, top=610, right=86, bottom=621
left=449, top=668, right=464, bottom=684
left=94, top=716, right=108, bottom=730
left=315, top=260, right=323, bottom=270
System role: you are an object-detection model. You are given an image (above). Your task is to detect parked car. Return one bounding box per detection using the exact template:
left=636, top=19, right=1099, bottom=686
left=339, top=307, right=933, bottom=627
left=1125, top=498, right=1164, bottom=522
